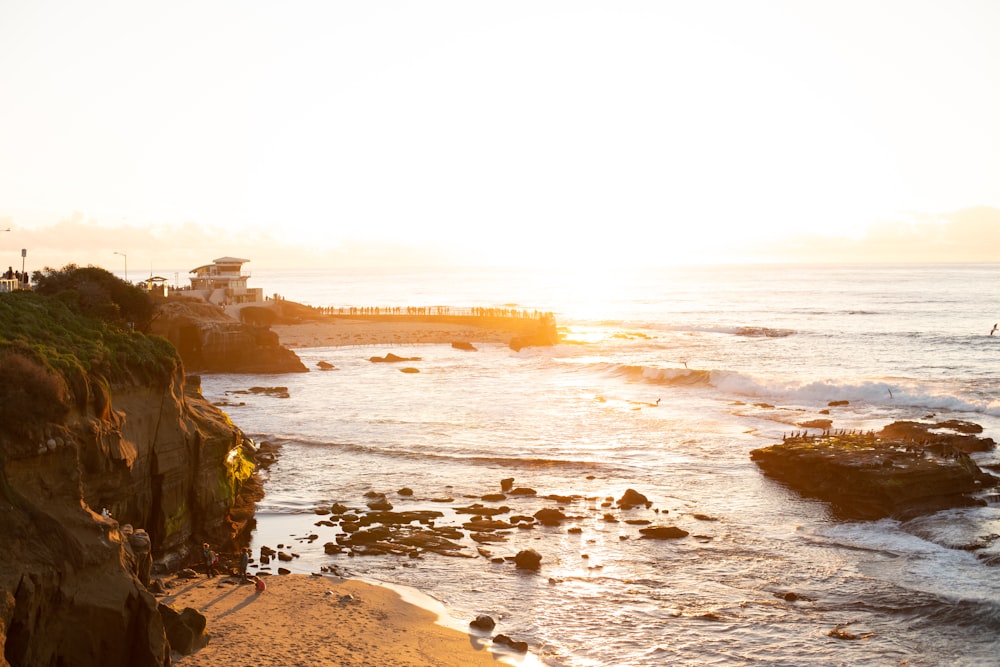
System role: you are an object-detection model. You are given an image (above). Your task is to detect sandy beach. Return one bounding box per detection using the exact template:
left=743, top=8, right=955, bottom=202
left=159, top=319, right=533, bottom=665
left=163, top=573, right=517, bottom=667
left=271, top=318, right=538, bottom=349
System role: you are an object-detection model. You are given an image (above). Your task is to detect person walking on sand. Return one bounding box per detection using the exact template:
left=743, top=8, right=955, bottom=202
left=239, top=547, right=250, bottom=579
left=203, top=543, right=218, bottom=578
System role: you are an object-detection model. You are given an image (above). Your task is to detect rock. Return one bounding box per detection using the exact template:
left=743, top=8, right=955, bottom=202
left=159, top=604, right=208, bottom=656
left=828, top=400, right=849, bottom=407
left=617, top=488, right=651, bottom=509
left=750, top=428, right=997, bottom=520
left=451, top=341, right=477, bottom=351
left=149, top=299, right=307, bottom=373
left=481, top=493, right=507, bottom=502
left=493, top=634, right=529, bottom=653
left=878, top=420, right=995, bottom=453
left=397, top=487, right=414, bottom=496
left=470, top=614, right=496, bottom=631
left=500, top=478, right=515, bottom=492
left=316, top=360, right=335, bottom=370
left=533, top=508, right=568, bottom=526
left=508, top=487, right=537, bottom=496
left=369, top=353, right=421, bottom=363
left=639, top=526, right=690, bottom=539
left=514, top=548, right=542, bottom=571
left=366, top=494, right=393, bottom=511
left=798, top=419, right=833, bottom=430
left=400, top=367, right=420, bottom=373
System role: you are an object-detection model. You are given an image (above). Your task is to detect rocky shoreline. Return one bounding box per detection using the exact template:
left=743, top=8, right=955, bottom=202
left=751, top=419, right=999, bottom=525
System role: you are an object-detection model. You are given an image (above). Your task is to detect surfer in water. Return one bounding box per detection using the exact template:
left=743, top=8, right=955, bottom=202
left=991, top=323, right=998, bottom=336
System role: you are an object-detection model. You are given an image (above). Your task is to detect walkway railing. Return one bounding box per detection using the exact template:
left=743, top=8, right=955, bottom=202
left=314, top=306, right=553, bottom=320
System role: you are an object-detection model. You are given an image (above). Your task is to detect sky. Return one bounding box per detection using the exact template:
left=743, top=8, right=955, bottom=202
left=1, top=0, right=999, bottom=273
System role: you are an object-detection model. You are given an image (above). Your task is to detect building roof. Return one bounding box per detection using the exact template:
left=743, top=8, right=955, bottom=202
left=189, top=257, right=251, bottom=273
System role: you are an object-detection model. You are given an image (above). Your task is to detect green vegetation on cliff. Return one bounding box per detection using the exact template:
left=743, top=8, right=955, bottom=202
left=0, top=271, right=180, bottom=439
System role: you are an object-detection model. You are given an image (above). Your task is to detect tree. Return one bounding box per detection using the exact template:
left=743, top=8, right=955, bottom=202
left=32, top=265, right=154, bottom=330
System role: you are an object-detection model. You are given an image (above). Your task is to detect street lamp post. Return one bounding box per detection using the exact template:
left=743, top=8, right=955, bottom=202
left=114, top=251, right=128, bottom=283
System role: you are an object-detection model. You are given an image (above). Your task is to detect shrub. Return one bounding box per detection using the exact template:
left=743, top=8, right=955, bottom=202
left=0, top=350, right=70, bottom=439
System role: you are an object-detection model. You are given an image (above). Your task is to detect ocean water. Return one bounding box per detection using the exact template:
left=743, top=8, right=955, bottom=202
left=196, top=263, right=1000, bottom=666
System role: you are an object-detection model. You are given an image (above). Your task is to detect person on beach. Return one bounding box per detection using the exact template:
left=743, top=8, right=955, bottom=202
left=239, top=547, right=250, bottom=579
left=254, top=575, right=266, bottom=594
left=203, top=543, right=218, bottom=578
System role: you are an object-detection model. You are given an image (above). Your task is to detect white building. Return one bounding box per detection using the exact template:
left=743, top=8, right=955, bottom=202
left=185, top=257, right=263, bottom=306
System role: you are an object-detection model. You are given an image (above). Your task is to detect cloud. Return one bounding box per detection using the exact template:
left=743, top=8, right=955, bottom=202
left=758, top=207, right=1000, bottom=263
left=2, top=212, right=461, bottom=277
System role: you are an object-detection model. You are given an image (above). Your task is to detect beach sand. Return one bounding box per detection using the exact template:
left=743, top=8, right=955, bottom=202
left=170, top=319, right=532, bottom=665
left=164, top=573, right=516, bottom=666
left=272, top=318, right=529, bottom=348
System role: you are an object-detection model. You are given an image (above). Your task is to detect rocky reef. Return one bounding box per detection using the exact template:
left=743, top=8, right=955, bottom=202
left=750, top=421, right=999, bottom=521
left=0, top=291, right=260, bottom=665
left=149, top=298, right=306, bottom=374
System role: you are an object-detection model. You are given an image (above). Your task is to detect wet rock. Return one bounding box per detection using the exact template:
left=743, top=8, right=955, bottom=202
left=798, top=419, right=833, bottom=430
left=366, top=494, right=393, bottom=511
left=533, top=508, right=568, bottom=526
left=493, top=634, right=529, bottom=653
left=500, top=478, right=515, bottom=492
left=369, top=353, right=422, bottom=363
left=452, top=341, right=477, bottom=351
left=397, top=487, right=414, bottom=496
left=639, top=526, right=689, bottom=539
left=750, top=428, right=997, bottom=520
left=617, top=488, right=651, bottom=509
left=514, top=548, right=542, bottom=571
left=470, top=614, right=496, bottom=631
left=454, top=503, right=510, bottom=516
left=508, top=487, right=537, bottom=496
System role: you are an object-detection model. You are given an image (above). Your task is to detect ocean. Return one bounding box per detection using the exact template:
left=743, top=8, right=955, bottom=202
left=194, top=263, right=1000, bottom=666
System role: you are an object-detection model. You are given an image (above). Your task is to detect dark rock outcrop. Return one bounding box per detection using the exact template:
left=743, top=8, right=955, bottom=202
left=514, top=548, right=542, bottom=571
left=750, top=426, right=998, bottom=520
left=0, top=299, right=258, bottom=664
left=617, top=488, right=651, bottom=509
left=149, top=298, right=306, bottom=374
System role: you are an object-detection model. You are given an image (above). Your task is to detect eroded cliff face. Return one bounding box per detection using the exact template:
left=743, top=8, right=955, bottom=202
left=149, top=299, right=306, bottom=374
left=0, top=365, right=256, bottom=666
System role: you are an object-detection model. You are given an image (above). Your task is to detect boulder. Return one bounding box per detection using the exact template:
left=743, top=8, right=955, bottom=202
left=639, top=526, right=689, bottom=539
left=533, top=508, right=568, bottom=526
left=514, top=549, right=542, bottom=571
left=470, top=614, right=496, bottom=631
left=159, top=604, right=208, bottom=656
left=617, top=489, right=651, bottom=509
left=493, top=634, right=529, bottom=653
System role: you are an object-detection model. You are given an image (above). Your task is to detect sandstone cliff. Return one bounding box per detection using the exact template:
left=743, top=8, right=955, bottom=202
left=0, top=292, right=258, bottom=666
left=149, top=298, right=307, bottom=374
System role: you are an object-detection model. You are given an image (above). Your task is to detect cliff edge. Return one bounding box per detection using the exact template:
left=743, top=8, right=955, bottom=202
left=0, top=291, right=259, bottom=666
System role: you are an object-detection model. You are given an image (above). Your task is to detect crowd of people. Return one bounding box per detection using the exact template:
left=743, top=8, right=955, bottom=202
left=2, top=266, right=28, bottom=283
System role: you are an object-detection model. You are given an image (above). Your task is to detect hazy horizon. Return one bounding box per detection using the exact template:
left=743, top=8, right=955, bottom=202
left=3, top=2, right=999, bottom=273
